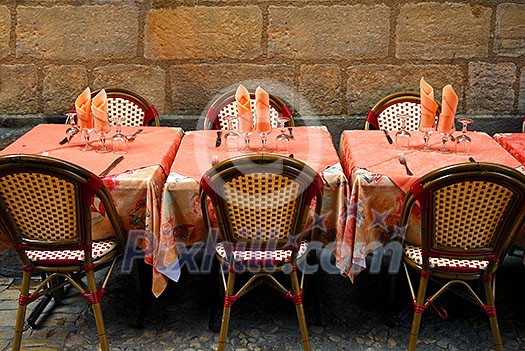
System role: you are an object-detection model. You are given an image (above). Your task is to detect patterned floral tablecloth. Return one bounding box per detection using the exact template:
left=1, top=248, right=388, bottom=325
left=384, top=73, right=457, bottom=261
left=493, top=133, right=525, bottom=165
left=0, top=124, right=184, bottom=279
left=338, top=130, right=523, bottom=280
left=155, top=126, right=348, bottom=297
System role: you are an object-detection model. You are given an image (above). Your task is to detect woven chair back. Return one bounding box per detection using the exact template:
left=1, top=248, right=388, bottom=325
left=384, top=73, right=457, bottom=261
left=200, top=154, right=322, bottom=248
left=366, top=91, right=441, bottom=131
left=0, top=155, right=103, bottom=253
left=409, top=162, right=525, bottom=268
left=204, top=90, right=294, bottom=130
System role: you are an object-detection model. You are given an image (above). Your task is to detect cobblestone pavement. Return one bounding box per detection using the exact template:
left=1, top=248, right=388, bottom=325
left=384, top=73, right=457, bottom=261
left=0, top=249, right=524, bottom=351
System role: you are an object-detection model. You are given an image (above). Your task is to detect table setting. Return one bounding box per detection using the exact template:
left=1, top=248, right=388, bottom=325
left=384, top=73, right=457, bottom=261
left=148, top=85, right=349, bottom=297
left=337, top=78, right=524, bottom=280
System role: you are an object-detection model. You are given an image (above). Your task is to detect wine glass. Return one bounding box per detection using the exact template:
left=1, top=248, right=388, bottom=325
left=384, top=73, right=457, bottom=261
left=255, top=114, right=272, bottom=152
left=275, top=116, right=291, bottom=152
left=77, top=111, right=93, bottom=151
left=94, top=113, right=112, bottom=153
left=395, top=114, right=411, bottom=150
left=223, top=115, right=239, bottom=151
left=455, top=117, right=473, bottom=155
left=419, top=118, right=436, bottom=152
left=111, top=114, right=128, bottom=155
left=62, top=111, right=79, bottom=144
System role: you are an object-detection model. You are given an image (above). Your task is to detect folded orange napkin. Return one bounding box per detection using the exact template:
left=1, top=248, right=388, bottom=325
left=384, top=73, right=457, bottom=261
left=236, top=84, right=253, bottom=134
left=255, top=86, right=271, bottom=133
left=92, top=89, right=110, bottom=133
left=75, top=87, right=93, bottom=130
left=419, top=77, right=438, bottom=129
left=437, top=84, right=458, bottom=133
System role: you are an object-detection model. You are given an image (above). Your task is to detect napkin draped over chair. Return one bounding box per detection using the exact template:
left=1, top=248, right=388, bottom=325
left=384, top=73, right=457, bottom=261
left=75, top=87, right=93, bottom=130
left=419, top=78, right=439, bottom=129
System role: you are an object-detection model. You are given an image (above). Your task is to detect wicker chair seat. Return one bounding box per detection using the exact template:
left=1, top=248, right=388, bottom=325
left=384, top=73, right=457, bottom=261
left=404, top=245, right=489, bottom=272
left=216, top=240, right=308, bottom=264
left=26, top=239, right=119, bottom=265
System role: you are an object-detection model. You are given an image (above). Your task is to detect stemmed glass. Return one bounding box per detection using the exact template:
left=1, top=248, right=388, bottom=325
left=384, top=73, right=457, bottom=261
left=94, top=113, right=112, bottom=153
left=77, top=112, right=93, bottom=151
left=255, top=114, right=272, bottom=152
left=275, top=116, right=291, bottom=152
left=223, top=115, right=239, bottom=151
left=395, top=114, right=411, bottom=150
left=437, top=122, right=455, bottom=154
left=455, top=117, right=473, bottom=155
left=419, top=119, right=436, bottom=152
left=111, top=115, right=128, bottom=155
left=62, top=111, right=79, bottom=144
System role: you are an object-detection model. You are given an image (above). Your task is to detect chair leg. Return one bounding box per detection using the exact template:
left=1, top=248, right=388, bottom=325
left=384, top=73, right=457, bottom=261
left=218, top=270, right=236, bottom=351
left=484, top=279, right=503, bottom=351
left=208, top=257, right=222, bottom=332
left=86, top=270, right=109, bottom=351
left=408, top=274, right=428, bottom=351
left=290, top=268, right=311, bottom=351
left=13, top=270, right=31, bottom=351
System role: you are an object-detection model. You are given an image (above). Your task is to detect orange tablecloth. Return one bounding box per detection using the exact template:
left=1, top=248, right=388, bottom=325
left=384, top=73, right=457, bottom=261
left=338, top=130, right=523, bottom=279
left=0, top=124, right=184, bottom=275
left=155, top=127, right=348, bottom=297
left=493, top=133, right=525, bottom=165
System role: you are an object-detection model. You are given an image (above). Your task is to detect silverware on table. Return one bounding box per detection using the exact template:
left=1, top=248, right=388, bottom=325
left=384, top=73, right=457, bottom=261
left=382, top=129, right=393, bottom=144
left=469, top=157, right=477, bottom=162
left=59, top=126, right=79, bottom=145
left=399, top=153, right=413, bottom=176
left=99, top=156, right=124, bottom=178
left=215, top=131, right=222, bottom=147
left=127, top=128, right=143, bottom=141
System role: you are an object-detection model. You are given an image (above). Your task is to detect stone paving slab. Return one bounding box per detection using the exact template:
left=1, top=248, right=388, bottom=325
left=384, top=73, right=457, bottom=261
left=0, top=254, right=523, bottom=350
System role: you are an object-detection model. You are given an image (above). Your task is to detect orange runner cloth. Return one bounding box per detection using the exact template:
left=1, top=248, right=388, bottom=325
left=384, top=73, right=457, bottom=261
left=1, top=124, right=182, bottom=176
left=341, top=130, right=521, bottom=193
left=171, top=126, right=340, bottom=179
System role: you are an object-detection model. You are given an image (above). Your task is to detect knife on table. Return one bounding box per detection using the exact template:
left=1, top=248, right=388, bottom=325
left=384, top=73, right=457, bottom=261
left=215, top=131, right=222, bottom=147
left=99, top=156, right=124, bottom=178
left=381, top=129, right=393, bottom=144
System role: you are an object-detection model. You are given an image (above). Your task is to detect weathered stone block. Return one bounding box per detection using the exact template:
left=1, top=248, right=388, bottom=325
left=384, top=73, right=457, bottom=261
left=517, top=66, right=525, bottom=113
left=145, top=7, right=262, bottom=60
left=299, top=65, right=343, bottom=116
left=396, top=3, right=491, bottom=60
left=269, top=5, right=390, bottom=60
left=43, top=66, right=88, bottom=115
left=16, top=6, right=138, bottom=60
left=170, top=64, right=294, bottom=118
left=495, top=3, right=525, bottom=57
left=0, top=65, right=39, bottom=114
left=346, top=65, right=465, bottom=115
left=467, top=62, right=516, bottom=115
left=0, top=7, right=10, bottom=59
left=93, top=65, right=167, bottom=114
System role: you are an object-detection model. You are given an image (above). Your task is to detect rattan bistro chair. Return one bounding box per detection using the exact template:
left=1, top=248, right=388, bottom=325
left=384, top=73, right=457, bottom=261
left=204, top=89, right=294, bottom=130
left=200, top=154, right=323, bottom=351
left=365, top=91, right=442, bottom=131
left=0, top=155, right=126, bottom=351
left=71, top=88, right=160, bottom=127
left=399, top=162, right=525, bottom=351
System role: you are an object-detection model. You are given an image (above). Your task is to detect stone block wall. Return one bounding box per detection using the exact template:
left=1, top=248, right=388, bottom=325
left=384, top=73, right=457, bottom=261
left=0, top=1, right=524, bottom=146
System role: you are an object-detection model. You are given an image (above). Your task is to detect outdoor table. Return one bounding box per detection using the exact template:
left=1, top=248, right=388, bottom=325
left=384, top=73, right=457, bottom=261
left=0, top=124, right=184, bottom=275
left=338, top=130, right=524, bottom=280
left=154, top=126, right=348, bottom=296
